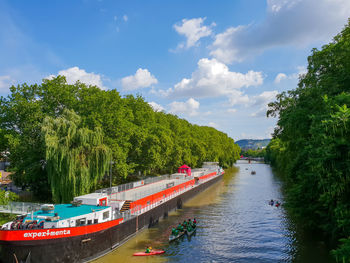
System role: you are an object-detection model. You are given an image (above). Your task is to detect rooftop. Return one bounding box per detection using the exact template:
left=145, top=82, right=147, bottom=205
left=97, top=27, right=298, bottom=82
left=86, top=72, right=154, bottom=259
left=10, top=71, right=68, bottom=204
left=24, top=204, right=108, bottom=222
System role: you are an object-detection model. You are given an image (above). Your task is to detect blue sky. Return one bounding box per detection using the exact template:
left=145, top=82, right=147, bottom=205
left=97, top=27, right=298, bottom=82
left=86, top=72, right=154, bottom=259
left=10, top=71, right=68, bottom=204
left=1, top=0, right=349, bottom=140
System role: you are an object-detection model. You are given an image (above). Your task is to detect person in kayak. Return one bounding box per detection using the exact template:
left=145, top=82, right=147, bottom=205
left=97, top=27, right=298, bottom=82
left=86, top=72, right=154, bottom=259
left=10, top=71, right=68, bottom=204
left=193, top=218, right=197, bottom=224
left=171, top=227, right=179, bottom=236
left=176, top=223, right=184, bottom=232
left=187, top=224, right=193, bottom=232
left=269, top=199, right=274, bottom=206
left=275, top=201, right=281, bottom=207
left=145, top=246, right=152, bottom=253
left=182, top=220, right=188, bottom=227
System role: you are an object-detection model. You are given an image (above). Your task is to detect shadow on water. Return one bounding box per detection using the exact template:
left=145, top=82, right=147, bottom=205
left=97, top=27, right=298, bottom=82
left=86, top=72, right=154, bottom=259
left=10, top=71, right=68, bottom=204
left=93, top=162, right=331, bottom=263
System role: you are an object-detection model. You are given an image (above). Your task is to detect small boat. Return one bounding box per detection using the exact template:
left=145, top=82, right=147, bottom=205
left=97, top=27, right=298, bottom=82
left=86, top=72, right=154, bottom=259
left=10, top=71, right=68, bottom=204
left=251, top=171, right=256, bottom=175
left=133, top=250, right=165, bottom=256
left=169, top=231, right=185, bottom=242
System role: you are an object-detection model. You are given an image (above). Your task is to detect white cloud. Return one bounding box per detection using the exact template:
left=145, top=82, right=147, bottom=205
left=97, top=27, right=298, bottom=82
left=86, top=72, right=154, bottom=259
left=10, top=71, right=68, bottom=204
left=274, top=66, right=307, bottom=84
left=226, top=108, right=237, bottom=114
left=274, top=73, right=287, bottom=84
left=208, top=122, right=219, bottom=129
left=48, top=67, right=105, bottom=89
left=169, top=98, right=200, bottom=116
left=253, top=90, right=278, bottom=106
left=174, top=17, right=214, bottom=49
left=251, top=90, right=278, bottom=117
left=123, top=15, right=128, bottom=22
left=210, top=0, right=350, bottom=63
left=0, top=75, right=14, bottom=93
left=121, top=68, right=158, bottom=91
left=148, top=102, right=164, bottom=112
left=163, top=58, right=263, bottom=105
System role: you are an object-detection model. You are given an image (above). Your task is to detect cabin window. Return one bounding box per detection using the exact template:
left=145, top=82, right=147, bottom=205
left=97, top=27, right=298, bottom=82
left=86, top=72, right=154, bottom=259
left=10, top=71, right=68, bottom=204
left=80, top=218, right=86, bottom=225
left=103, top=211, right=109, bottom=220
left=94, top=219, right=98, bottom=224
left=147, top=201, right=150, bottom=205
left=87, top=220, right=92, bottom=225
left=76, top=219, right=81, bottom=226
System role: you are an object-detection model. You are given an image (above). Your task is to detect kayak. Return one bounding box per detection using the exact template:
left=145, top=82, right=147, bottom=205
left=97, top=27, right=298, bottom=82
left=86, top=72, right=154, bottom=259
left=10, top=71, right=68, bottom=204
left=169, top=231, right=185, bottom=242
left=186, top=226, right=196, bottom=236
left=133, top=250, right=165, bottom=256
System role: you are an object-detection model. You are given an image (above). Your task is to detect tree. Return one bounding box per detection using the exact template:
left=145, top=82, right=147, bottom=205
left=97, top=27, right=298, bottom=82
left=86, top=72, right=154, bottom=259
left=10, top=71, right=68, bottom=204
left=267, top=19, right=350, bottom=260
left=42, top=109, right=111, bottom=203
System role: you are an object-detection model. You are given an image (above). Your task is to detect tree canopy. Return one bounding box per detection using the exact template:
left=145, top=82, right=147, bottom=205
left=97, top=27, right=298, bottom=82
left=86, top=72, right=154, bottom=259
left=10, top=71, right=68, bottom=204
left=266, top=19, right=350, bottom=261
left=0, top=76, right=240, bottom=202
left=42, top=109, right=111, bottom=203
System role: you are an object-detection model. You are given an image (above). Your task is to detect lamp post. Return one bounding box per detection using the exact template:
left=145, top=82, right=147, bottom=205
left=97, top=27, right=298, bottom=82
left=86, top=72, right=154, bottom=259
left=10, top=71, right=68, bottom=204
left=110, top=161, right=115, bottom=193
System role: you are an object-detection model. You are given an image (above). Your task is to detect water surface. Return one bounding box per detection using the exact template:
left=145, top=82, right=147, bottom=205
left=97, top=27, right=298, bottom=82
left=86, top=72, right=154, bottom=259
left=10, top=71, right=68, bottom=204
left=93, top=161, right=331, bottom=263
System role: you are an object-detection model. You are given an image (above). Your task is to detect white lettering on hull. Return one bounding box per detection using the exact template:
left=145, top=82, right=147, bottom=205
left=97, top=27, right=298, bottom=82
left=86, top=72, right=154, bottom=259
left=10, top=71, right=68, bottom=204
left=23, top=229, right=71, bottom=239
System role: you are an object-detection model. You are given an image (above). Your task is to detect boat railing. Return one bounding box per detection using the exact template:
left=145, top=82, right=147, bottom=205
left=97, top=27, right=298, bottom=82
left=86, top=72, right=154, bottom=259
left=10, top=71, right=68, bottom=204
left=0, top=201, right=42, bottom=215
left=96, top=174, right=171, bottom=195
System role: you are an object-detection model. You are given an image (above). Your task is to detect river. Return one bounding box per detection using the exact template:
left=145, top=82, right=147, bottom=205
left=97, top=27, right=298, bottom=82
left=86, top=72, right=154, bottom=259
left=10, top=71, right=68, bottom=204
left=93, top=160, right=331, bottom=263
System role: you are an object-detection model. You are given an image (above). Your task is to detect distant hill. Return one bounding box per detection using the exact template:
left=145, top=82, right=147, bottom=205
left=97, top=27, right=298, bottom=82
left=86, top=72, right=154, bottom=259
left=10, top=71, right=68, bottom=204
left=235, top=139, right=271, bottom=150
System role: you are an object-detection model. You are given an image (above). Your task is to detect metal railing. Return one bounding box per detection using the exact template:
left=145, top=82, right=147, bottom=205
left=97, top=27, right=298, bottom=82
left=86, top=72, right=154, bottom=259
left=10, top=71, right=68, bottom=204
left=0, top=202, right=42, bottom=215
left=96, top=174, right=171, bottom=195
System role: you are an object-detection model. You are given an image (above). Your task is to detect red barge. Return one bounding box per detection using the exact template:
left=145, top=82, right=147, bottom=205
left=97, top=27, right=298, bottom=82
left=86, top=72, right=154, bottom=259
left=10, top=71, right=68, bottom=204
left=0, top=163, right=224, bottom=263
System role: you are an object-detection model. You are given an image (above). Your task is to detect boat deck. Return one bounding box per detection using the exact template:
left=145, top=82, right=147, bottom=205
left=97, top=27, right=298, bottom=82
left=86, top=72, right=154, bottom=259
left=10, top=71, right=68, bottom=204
left=23, top=204, right=107, bottom=222
left=110, top=177, right=191, bottom=201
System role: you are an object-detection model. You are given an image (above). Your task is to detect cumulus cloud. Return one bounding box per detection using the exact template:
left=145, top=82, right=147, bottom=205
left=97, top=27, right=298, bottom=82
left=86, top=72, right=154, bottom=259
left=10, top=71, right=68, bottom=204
left=47, top=67, right=105, bottom=89
left=121, top=68, right=158, bottom=91
left=148, top=102, right=164, bottom=112
left=174, top=17, right=214, bottom=49
left=274, top=66, right=307, bottom=84
left=210, top=0, right=350, bottom=63
left=0, top=75, right=14, bottom=93
left=251, top=90, right=278, bottom=117
left=274, top=73, right=287, bottom=84
left=162, top=58, right=263, bottom=106
left=123, top=15, right=128, bottom=22
left=169, top=98, right=200, bottom=116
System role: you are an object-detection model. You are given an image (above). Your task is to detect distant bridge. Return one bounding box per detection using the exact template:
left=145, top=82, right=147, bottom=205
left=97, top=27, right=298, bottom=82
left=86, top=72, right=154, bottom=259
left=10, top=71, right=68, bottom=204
left=240, top=157, right=265, bottom=162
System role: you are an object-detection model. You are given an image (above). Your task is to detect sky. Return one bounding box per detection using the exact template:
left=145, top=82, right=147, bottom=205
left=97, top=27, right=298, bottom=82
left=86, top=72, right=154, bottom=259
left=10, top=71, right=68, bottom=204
left=0, top=0, right=350, bottom=141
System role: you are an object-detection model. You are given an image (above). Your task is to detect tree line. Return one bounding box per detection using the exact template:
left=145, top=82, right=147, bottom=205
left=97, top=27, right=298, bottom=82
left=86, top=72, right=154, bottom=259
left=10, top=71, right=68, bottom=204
left=0, top=77, right=240, bottom=203
left=266, top=20, right=350, bottom=261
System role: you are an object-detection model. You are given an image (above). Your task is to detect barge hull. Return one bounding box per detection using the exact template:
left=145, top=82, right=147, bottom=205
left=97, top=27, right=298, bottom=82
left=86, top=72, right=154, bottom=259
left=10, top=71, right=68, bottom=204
left=0, top=174, right=223, bottom=263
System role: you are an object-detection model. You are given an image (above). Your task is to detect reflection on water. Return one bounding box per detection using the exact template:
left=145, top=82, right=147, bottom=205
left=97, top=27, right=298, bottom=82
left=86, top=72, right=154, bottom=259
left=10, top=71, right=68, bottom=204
left=93, top=161, right=331, bottom=263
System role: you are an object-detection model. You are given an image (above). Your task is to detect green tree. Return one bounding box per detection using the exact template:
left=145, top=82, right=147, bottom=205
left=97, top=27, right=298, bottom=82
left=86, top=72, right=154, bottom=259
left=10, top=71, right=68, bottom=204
left=42, top=109, right=111, bottom=203
left=267, top=19, right=350, bottom=260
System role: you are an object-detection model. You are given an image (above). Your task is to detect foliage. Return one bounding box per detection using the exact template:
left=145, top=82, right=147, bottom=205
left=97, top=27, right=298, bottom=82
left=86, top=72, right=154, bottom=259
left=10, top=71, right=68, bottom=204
left=0, top=76, right=240, bottom=202
left=241, top=148, right=266, bottom=158
left=236, top=139, right=270, bottom=150
left=266, top=19, right=350, bottom=260
left=0, top=214, right=16, bottom=225
left=42, top=109, right=112, bottom=203
left=0, top=190, right=19, bottom=205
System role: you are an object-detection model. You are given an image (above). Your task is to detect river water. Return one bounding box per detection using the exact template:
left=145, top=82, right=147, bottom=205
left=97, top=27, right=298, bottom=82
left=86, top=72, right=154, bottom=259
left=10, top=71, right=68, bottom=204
left=93, top=161, right=331, bottom=263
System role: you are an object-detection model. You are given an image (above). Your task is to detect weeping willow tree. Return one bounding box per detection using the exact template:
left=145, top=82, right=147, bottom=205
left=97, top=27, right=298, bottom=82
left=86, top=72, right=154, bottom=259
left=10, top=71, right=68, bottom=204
left=42, top=109, right=111, bottom=203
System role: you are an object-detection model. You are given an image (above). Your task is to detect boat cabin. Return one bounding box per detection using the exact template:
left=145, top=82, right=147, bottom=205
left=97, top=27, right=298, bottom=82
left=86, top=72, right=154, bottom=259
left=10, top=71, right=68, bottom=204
left=2, top=204, right=112, bottom=230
